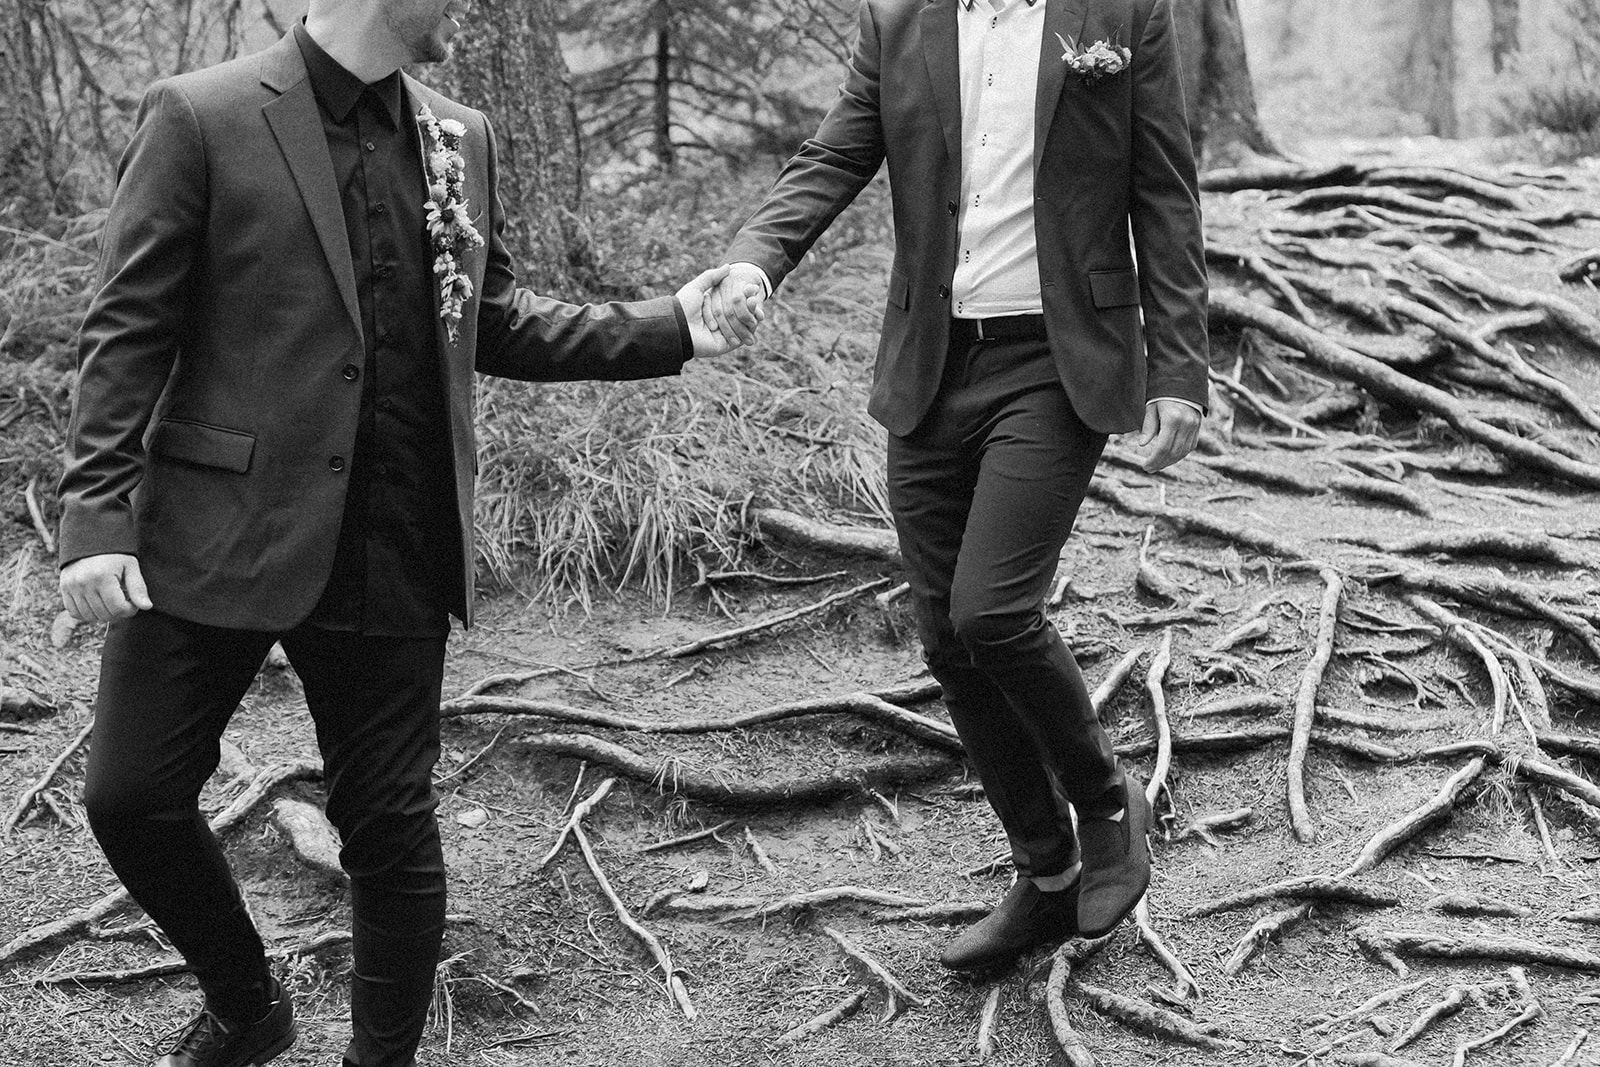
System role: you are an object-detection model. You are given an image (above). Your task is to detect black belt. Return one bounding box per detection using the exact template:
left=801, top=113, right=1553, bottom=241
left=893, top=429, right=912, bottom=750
left=951, top=314, right=1048, bottom=343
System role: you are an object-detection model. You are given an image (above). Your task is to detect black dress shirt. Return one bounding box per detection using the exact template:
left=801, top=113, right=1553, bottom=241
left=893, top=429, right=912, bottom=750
left=295, top=25, right=459, bottom=637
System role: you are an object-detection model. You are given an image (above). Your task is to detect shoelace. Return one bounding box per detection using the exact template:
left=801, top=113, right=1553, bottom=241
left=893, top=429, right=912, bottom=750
left=160, top=1010, right=235, bottom=1056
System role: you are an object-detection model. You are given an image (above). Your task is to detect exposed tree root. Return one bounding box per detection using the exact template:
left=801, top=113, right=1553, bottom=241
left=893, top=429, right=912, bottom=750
left=1335, top=1052, right=1429, bottom=1067
left=1071, top=980, right=1244, bottom=1050
left=822, top=925, right=925, bottom=1019
left=1340, top=758, right=1487, bottom=877
left=1549, top=1029, right=1590, bottom=1067
left=750, top=507, right=901, bottom=564
left=635, top=820, right=735, bottom=854
left=773, top=987, right=869, bottom=1048
left=648, top=886, right=930, bottom=921
left=1208, top=370, right=1327, bottom=436
left=271, top=797, right=344, bottom=882
left=1280, top=188, right=1551, bottom=243
left=1355, top=928, right=1600, bottom=978
left=1289, top=569, right=1343, bottom=841
left=976, top=984, right=1002, bottom=1060
left=1046, top=944, right=1097, bottom=1067
left=1090, top=645, right=1147, bottom=713
left=1189, top=875, right=1401, bottom=918
left=1224, top=902, right=1313, bottom=976
left=538, top=777, right=617, bottom=868
left=1188, top=693, right=1282, bottom=718
left=872, top=901, right=990, bottom=925
left=511, top=732, right=957, bottom=806
left=1309, top=977, right=1435, bottom=1035
left=1409, top=246, right=1600, bottom=354
left=4, top=716, right=92, bottom=838
left=1426, top=892, right=1531, bottom=919
left=0, top=759, right=322, bottom=966
left=1210, top=290, right=1600, bottom=490
left=1195, top=454, right=1323, bottom=494
left=1355, top=530, right=1592, bottom=568
left=1389, top=980, right=1502, bottom=1051
left=447, top=683, right=960, bottom=755
left=1381, top=566, right=1600, bottom=665
left=557, top=778, right=696, bottom=1018
left=1450, top=967, right=1541, bottom=1067
left=1327, top=476, right=1433, bottom=516
left=1171, top=807, right=1254, bottom=845
left=1088, top=475, right=1318, bottom=562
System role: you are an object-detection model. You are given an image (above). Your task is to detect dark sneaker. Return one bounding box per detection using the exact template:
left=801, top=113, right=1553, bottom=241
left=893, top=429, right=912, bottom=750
left=939, top=875, right=1080, bottom=974
left=154, top=981, right=295, bottom=1067
left=1076, top=771, right=1153, bottom=938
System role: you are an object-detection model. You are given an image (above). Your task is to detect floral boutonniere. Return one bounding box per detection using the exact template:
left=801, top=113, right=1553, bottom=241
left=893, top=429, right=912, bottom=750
left=1057, top=31, right=1132, bottom=87
left=418, top=103, right=485, bottom=345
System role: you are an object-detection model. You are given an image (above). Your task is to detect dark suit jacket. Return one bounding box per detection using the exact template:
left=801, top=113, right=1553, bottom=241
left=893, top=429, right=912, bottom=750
left=59, top=32, right=690, bottom=630
left=724, top=0, right=1208, bottom=437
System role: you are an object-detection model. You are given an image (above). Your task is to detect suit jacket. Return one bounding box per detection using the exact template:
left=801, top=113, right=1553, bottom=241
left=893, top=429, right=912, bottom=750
left=724, top=0, right=1208, bottom=437
left=58, top=31, right=690, bottom=630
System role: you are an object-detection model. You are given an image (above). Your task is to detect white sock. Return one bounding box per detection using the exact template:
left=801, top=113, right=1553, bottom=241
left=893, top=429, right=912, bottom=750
left=1031, top=862, right=1082, bottom=892
left=1108, top=808, right=1125, bottom=823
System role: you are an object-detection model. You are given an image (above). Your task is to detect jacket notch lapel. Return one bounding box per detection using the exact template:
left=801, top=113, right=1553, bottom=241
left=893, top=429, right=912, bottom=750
left=260, top=60, right=363, bottom=343
left=1035, top=0, right=1087, bottom=176
left=920, top=0, right=963, bottom=169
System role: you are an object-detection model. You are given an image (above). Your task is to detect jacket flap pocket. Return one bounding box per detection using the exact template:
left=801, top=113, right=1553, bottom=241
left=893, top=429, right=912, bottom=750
left=149, top=418, right=255, bottom=473
left=888, top=268, right=910, bottom=310
left=1089, top=268, right=1140, bottom=309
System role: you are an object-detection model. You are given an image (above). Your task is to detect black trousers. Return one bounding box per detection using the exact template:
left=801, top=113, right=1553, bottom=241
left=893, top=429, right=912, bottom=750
left=887, top=330, right=1123, bottom=879
left=83, top=610, right=447, bottom=1067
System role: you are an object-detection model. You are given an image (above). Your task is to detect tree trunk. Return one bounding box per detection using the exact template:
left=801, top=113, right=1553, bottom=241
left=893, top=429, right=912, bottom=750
left=652, top=20, right=676, bottom=171
left=0, top=0, right=58, bottom=227
left=1487, top=0, right=1520, bottom=74
left=436, top=0, right=589, bottom=293
left=1172, top=0, right=1282, bottom=170
left=1408, top=0, right=1458, bottom=137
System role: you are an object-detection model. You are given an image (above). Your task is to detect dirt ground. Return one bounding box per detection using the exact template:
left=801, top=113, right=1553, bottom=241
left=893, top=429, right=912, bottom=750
left=5, top=145, right=1600, bottom=1066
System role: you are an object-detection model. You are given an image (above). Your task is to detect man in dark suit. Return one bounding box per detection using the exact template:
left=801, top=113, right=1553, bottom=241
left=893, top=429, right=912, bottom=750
left=56, top=0, right=751, bottom=1063
left=706, top=0, right=1207, bottom=971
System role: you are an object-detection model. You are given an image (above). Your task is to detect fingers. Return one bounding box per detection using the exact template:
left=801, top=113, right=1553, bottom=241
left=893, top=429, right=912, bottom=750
left=123, top=558, right=154, bottom=611
left=59, top=555, right=146, bottom=623
left=1136, top=404, right=1160, bottom=447
left=710, top=283, right=760, bottom=345
left=1141, top=406, right=1202, bottom=473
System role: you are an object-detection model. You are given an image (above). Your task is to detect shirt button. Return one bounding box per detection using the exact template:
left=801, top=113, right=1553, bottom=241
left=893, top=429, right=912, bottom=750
left=378, top=397, right=394, bottom=412
left=947, top=200, right=957, bottom=215
left=329, top=456, right=345, bottom=472
left=376, top=264, right=393, bottom=278
left=938, top=284, right=951, bottom=299
left=377, top=463, right=391, bottom=477
left=372, top=203, right=387, bottom=215
left=364, top=141, right=376, bottom=152
left=342, top=364, right=360, bottom=381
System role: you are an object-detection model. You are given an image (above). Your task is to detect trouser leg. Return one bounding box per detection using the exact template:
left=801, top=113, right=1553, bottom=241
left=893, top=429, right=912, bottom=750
left=82, top=609, right=278, bottom=1023
left=282, top=627, right=447, bottom=1067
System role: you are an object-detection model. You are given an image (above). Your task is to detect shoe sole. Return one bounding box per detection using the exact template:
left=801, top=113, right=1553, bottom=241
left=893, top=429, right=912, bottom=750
left=247, top=1022, right=297, bottom=1066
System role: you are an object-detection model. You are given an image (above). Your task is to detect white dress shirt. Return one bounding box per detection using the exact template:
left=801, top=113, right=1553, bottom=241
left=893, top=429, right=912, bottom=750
left=951, top=0, right=1047, bottom=318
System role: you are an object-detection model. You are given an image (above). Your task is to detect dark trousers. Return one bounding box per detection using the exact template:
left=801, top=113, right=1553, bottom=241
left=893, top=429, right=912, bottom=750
left=82, top=610, right=447, bottom=1067
left=887, top=330, right=1122, bottom=879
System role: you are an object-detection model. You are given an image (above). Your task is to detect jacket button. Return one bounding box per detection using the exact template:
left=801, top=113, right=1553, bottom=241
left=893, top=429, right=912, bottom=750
left=947, top=200, right=957, bottom=215
left=342, top=364, right=360, bottom=381
left=937, top=284, right=951, bottom=299
left=329, top=456, right=345, bottom=472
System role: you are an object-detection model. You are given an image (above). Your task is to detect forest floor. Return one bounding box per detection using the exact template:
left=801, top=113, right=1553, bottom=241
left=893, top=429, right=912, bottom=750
left=4, top=138, right=1600, bottom=1067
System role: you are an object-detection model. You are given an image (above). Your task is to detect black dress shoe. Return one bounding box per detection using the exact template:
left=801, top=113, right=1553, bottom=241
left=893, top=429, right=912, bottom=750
left=939, top=876, right=1080, bottom=973
left=154, top=981, right=295, bottom=1067
left=1076, top=770, right=1153, bottom=938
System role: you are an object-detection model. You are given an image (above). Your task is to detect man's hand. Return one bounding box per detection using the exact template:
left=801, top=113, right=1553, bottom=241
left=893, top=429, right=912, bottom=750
left=677, top=266, right=764, bottom=358
left=60, top=553, right=153, bottom=623
left=1135, top=399, right=1202, bottom=473
left=701, top=262, right=769, bottom=347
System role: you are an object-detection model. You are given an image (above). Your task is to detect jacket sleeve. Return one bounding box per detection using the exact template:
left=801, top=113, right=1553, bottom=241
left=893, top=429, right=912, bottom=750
left=58, top=80, right=207, bottom=567
left=472, top=115, right=691, bottom=382
left=723, top=0, right=888, bottom=289
left=1128, top=0, right=1209, bottom=410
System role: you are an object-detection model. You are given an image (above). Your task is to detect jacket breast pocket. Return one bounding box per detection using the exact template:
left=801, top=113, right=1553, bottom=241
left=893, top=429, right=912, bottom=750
left=887, top=268, right=910, bottom=310
left=1089, top=268, right=1140, bottom=309
left=148, top=418, right=256, bottom=473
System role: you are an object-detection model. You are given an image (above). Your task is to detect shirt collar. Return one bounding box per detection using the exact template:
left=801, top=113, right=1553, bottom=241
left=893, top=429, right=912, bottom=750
left=293, top=22, right=404, bottom=129
left=959, top=0, right=1041, bottom=10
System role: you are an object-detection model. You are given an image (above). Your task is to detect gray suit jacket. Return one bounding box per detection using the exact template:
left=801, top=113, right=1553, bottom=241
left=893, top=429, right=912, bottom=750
left=725, top=0, right=1208, bottom=437
left=59, top=31, right=690, bottom=629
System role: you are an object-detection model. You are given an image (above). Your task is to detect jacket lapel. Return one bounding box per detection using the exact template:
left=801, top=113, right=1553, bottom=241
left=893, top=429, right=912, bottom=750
left=1035, top=0, right=1088, bottom=176
left=258, top=35, right=362, bottom=341
left=921, top=0, right=963, bottom=168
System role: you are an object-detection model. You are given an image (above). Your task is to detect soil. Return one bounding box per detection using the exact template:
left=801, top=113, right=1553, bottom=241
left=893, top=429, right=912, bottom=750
left=4, top=145, right=1600, bottom=1067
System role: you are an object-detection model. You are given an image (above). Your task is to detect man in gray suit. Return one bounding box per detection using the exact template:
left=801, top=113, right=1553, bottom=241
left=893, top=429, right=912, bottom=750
left=57, top=0, right=750, bottom=1062
left=706, top=0, right=1207, bottom=972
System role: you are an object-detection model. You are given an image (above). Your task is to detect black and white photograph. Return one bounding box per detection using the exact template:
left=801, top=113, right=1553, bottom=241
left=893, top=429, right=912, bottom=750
left=1, top=0, right=1599, bottom=1063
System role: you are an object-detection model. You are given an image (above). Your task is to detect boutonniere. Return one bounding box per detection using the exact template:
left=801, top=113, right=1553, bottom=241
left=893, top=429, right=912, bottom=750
left=1056, top=30, right=1131, bottom=86
left=418, top=103, right=485, bottom=345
